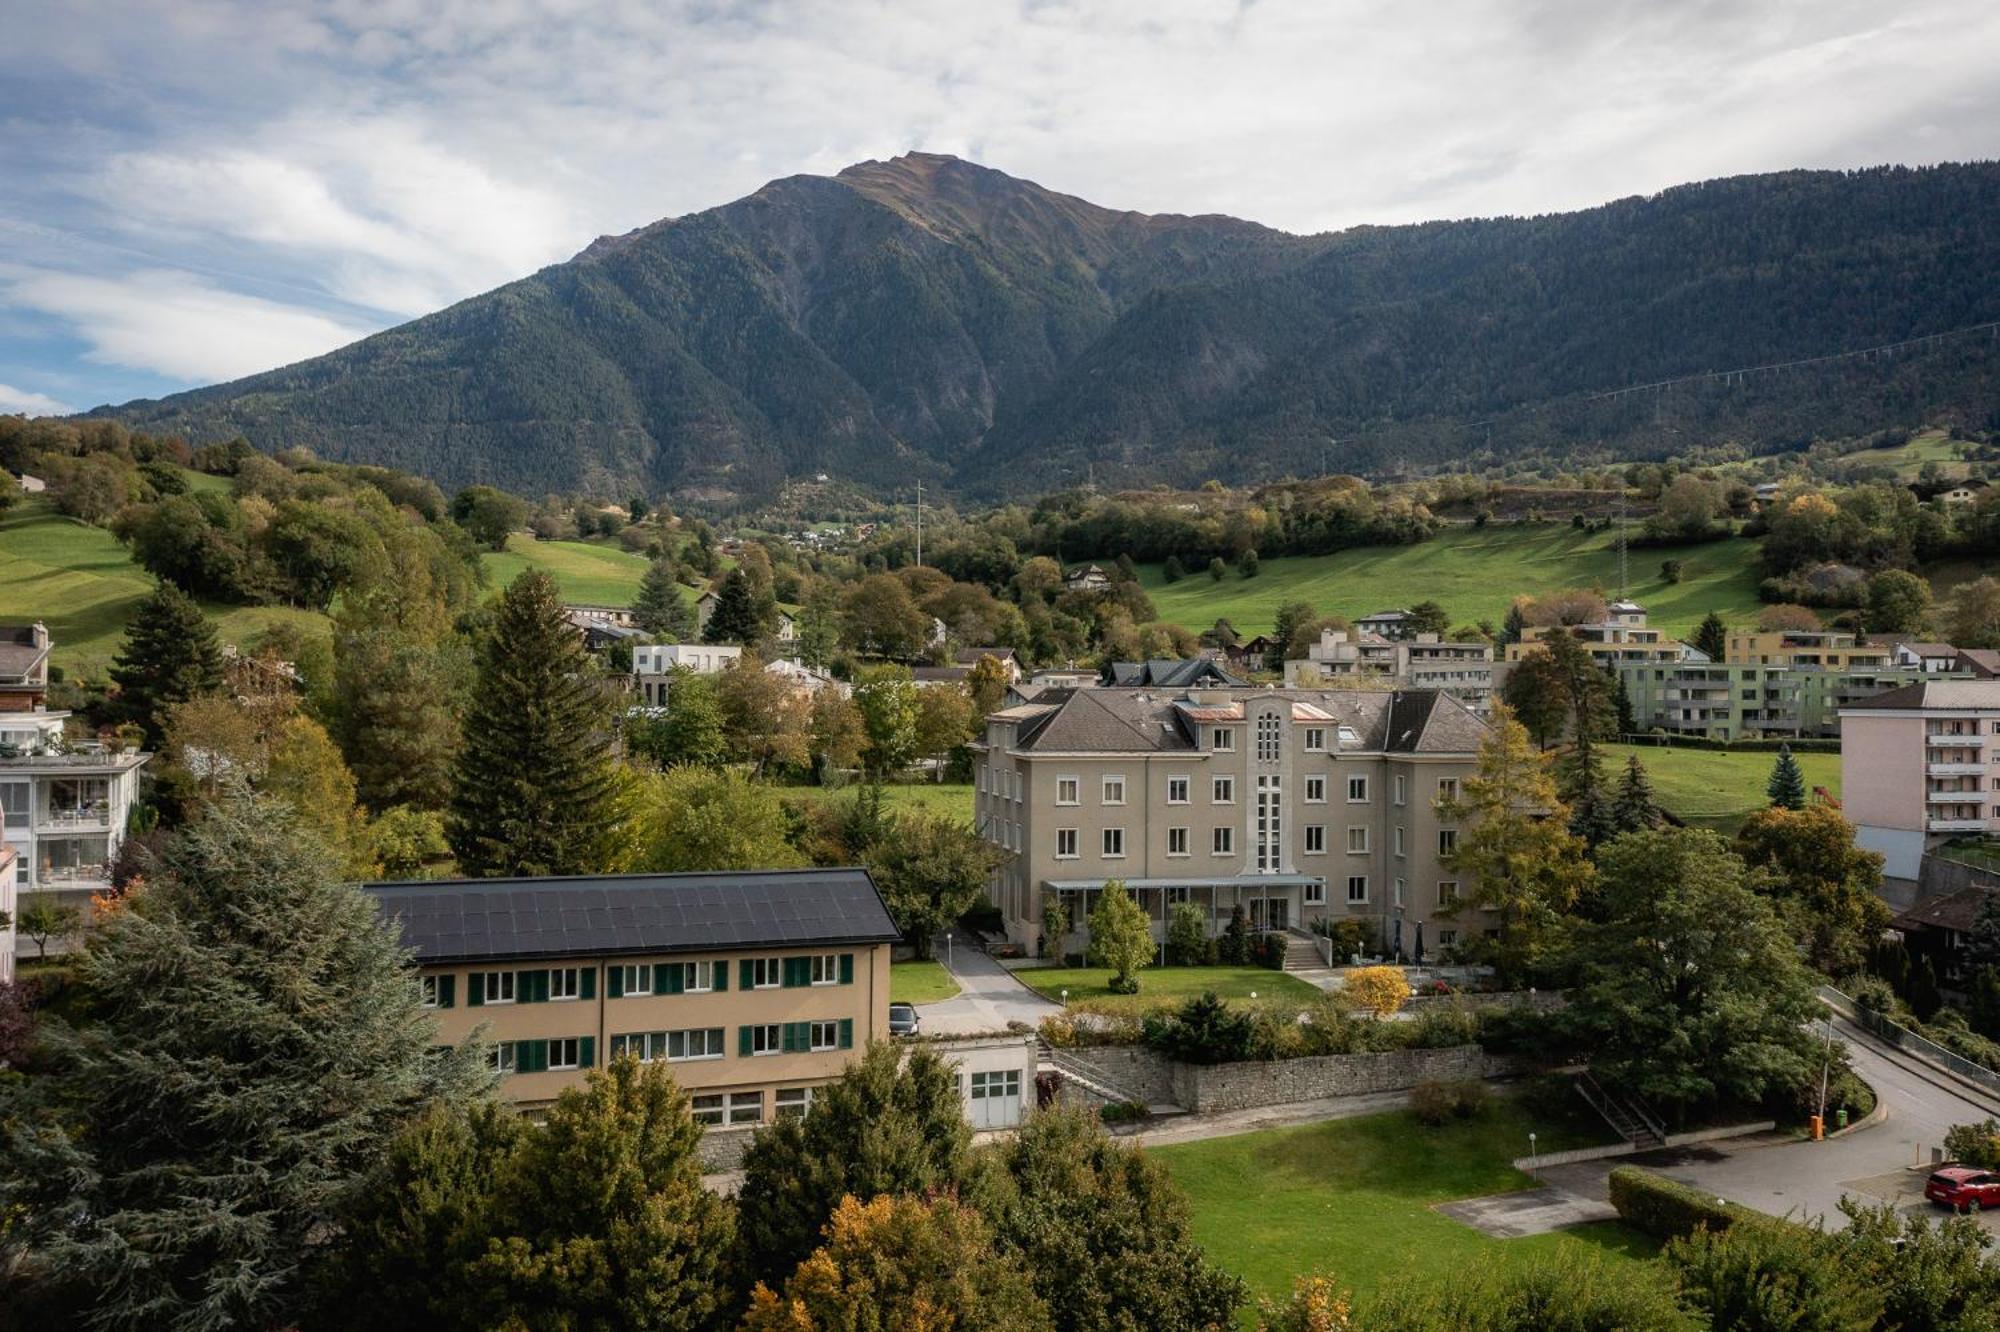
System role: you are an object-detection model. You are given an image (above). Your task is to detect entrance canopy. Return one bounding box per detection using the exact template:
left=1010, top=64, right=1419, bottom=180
left=1042, top=875, right=1323, bottom=892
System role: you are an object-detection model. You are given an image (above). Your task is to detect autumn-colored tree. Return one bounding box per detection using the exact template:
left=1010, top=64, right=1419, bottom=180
left=808, top=690, right=868, bottom=772
left=715, top=657, right=811, bottom=776
left=1950, top=575, right=2000, bottom=650
left=1342, top=965, right=1413, bottom=1019
left=966, top=653, right=1011, bottom=720
left=1734, top=804, right=1890, bottom=975
left=913, top=681, right=974, bottom=781
left=1757, top=603, right=1822, bottom=632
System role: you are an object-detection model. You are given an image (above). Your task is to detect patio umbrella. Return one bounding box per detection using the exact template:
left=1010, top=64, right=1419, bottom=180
left=1413, top=921, right=1425, bottom=965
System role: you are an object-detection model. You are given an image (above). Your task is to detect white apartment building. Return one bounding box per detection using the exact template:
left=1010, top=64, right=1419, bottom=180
left=1285, top=629, right=1496, bottom=715
left=1840, top=680, right=2000, bottom=881
left=631, top=643, right=744, bottom=708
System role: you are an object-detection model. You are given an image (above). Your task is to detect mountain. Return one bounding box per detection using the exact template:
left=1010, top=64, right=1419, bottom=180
left=94, top=154, right=2000, bottom=498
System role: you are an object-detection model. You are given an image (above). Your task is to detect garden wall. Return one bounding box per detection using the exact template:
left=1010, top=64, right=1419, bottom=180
left=1169, top=1045, right=1534, bottom=1115
left=1052, top=1045, right=1178, bottom=1107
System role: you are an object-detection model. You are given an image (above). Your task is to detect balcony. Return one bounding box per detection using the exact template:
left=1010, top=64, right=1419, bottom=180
left=1931, top=817, right=1991, bottom=834
left=1929, top=733, right=1986, bottom=747
left=38, top=862, right=110, bottom=886
left=1930, top=761, right=1989, bottom=777
left=1928, top=790, right=1987, bottom=804
left=38, top=804, right=112, bottom=831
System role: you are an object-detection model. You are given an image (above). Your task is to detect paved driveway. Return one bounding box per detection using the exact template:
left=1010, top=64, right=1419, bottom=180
left=916, top=946, right=1064, bottom=1035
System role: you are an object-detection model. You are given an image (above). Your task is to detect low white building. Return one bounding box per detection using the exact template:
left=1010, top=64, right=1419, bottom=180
left=631, top=643, right=743, bottom=708
left=931, top=1032, right=1036, bottom=1131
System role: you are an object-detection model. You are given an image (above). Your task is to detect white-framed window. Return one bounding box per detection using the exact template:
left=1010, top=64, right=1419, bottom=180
left=674, top=961, right=715, bottom=993
left=482, top=971, right=516, bottom=1005
left=1103, top=774, right=1127, bottom=805
left=1439, top=829, right=1458, bottom=856
left=1347, top=775, right=1369, bottom=803
left=1056, top=776, right=1080, bottom=806
left=618, top=964, right=652, bottom=996
left=751, top=958, right=783, bottom=989
left=1257, top=713, right=1282, bottom=761
left=1346, top=875, right=1368, bottom=903
left=1213, top=775, right=1235, bottom=803
left=1394, top=774, right=1407, bottom=806
left=1437, top=777, right=1460, bottom=804
left=809, top=1020, right=840, bottom=1051
left=1103, top=827, right=1126, bottom=858
left=776, top=1087, right=816, bottom=1120
left=1167, top=775, right=1191, bottom=804
left=1167, top=826, right=1190, bottom=856
left=691, top=1093, right=726, bottom=1125
left=1346, top=826, right=1369, bottom=854
left=1305, top=775, right=1326, bottom=803
left=611, top=1028, right=726, bottom=1062
left=1304, top=824, right=1326, bottom=854
left=490, top=1041, right=517, bottom=1074
left=1304, top=881, right=1326, bottom=905
left=1056, top=828, right=1080, bottom=859
left=1394, top=877, right=1406, bottom=907
left=1394, top=826, right=1406, bottom=857
left=1438, top=929, right=1459, bottom=948
left=748, top=1023, right=783, bottom=1055
left=809, top=954, right=841, bottom=985
left=1166, top=885, right=1192, bottom=905
left=550, top=967, right=580, bottom=1001
left=728, top=1091, right=763, bottom=1126
left=1439, top=880, right=1459, bottom=903
left=1303, top=727, right=1326, bottom=751
left=548, top=1038, right=581, bottom=1071
left=1212, top=727, right=1235, bottom=751
left=1213, top=826, right=1234, bottom=855
left=420, top=975, right=441, bottom=1009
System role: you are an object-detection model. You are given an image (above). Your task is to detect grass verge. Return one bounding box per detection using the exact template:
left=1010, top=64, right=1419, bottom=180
left=1603, top=742, right=1841, bottom=835
left=889, top=960, right=961, bottom=1005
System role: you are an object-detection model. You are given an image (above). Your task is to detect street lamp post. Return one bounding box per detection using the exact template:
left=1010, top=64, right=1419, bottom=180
left=1816, top=1013, right=1835, bottom=1128
left=946, top=931, right=953, bottom=969
left=1528, top=1132, right=1538, bottom=1184
left=1060, top=987, right=1069, bottom=1008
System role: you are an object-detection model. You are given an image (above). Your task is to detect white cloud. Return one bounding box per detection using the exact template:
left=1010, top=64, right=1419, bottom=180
left=0, top=384, right=72, bottom=417
left=0, top=267, right=376, bottom=382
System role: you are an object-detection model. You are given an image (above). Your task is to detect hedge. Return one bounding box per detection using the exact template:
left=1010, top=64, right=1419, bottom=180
left=1607, top=1167, right=1782, bottom=1242
left=1615, top=734, right=1842, bottom=754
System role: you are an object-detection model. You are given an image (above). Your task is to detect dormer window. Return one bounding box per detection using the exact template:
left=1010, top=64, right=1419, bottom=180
left=1211, top=727, right=1235, bottom=751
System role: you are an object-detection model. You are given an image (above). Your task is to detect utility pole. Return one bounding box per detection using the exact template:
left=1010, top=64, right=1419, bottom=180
left=914, top=479, right=924, bottom=568
left=1616, top=491, right=1628, bottom=598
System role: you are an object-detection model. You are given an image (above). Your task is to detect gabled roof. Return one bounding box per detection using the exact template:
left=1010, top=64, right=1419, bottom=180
left=1893, top=884, right=1998, bottom=936
left=1957, top=649, right=2000, bottom=679
left=1103, top=658, right=1248, bottom=688
left=364, top=868, right=901, bottom=965
left=1845, top=680, right=2000, bottom=710
left=1894, top=641, right=1960, bottom=658
left=955, top=646, right=1017, bottom=665
left=1005, top=687, right=1487, bottom=756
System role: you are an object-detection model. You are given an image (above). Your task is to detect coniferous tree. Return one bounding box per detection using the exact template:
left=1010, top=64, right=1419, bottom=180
left=447, top=571, right=621, bottom=876
left=1500, top=600, right=1527, bottom=647
left=1767, top=743, right=1808, bottom=810
left=1970, top=891, right=2000, bottom=971
left=701, top=567, right=765, bottom=645
left=110, top=579, right=224, bottom=747
left=0, top=789, right=487, bottom=1330
left=633, top=557, right=695, bottom=639
left=1610, top=755, right=1662, bottom=833
left=332, top=620, right=463, bottom=811
left=1693, top=611, right=1729, bottom=662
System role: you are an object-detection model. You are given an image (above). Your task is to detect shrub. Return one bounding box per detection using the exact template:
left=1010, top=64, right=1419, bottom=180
left=1343, top=966, right=1413, bottom=1019
left=1166, top=901, right=1210, bottom=966
left=1368, top=1249, right=1693, bottom=1330
left=1607, top=1166, right=1772, bottom=1242
left=1143, top=992, right=1254, bottom=1064
left=1409, top=1079, right=1481, bottom=1126
left=1098, top=1101, right=1150, bottom=1125
left=1217, top=906, right=1251, bottom=965
left=1667, top=1220, right=1883, bottom=1331
left=1249, top=931, right=1288, bottom=970
left=1945, top=1119, right=2000, bottom=1169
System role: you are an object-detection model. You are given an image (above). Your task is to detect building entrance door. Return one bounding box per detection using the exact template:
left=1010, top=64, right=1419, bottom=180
left=1251, top=897, right=1289, bottom=931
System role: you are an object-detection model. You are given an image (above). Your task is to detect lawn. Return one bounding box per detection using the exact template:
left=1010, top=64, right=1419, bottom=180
left=889, top=960, right=961, bottom=1005
left=1152, top=1103, right=1657, bottom=1316
left=782, top=782, right=975, bottom=821
left=1604, top=741, right=1841, bottom=835
left=1139, top=525, right=1765, bottom=640
left=481, top=534, right=660, bottom=606
left=1018, top=965, right=1321, bottom=1012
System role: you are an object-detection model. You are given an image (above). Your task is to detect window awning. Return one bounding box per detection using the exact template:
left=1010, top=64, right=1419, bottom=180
left=1042, top=874, right=1323, bottom=892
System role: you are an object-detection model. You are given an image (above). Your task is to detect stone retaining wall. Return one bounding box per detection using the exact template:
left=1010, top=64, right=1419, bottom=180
left=1169, top=1045, right=1531, bottom=1115
left=696, top=1126, right=754, bottom=1172
left=1404, top=990, right=1566, bottom=1018
left=1053, top=1046, right=1178, bottom=1106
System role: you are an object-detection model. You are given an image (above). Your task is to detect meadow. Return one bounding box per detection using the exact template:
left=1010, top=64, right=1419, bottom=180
left=481, top=534, right=657, bottom=606
left=1604, top=741, right=1841, bottom=835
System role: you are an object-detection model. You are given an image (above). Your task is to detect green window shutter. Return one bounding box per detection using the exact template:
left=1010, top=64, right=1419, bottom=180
left=839, top=1018, right=853, bottom=1050
left=609, top=966, right=624, bottom=999
left=713, top=962, right=727, bottom=992
left=662, top=963, right=683, bottom=995
left=839, top=953, right=854, bottom=985
left=782, top=1022, right=800, bottom=1053
left=517, top=970, right=540, bottom=1003
left=739, top=959, right=753, bottom=990
left=738, top=1025, right=753, bottom=1057
left=467, top=972, right=484, bottom=1007
left=580, top=967, right=595, bottom=1000
left=537, top=970, right=552, bottom=1003
left=438, top=975, right=455, bottom=1008
left=579, top=1036, right=595, bottom=1069
left=783, top=957, right=805, bottom=988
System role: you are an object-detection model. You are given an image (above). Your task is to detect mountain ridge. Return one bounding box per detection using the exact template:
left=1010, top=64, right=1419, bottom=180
left=90, top=153, right=2000, bottom=498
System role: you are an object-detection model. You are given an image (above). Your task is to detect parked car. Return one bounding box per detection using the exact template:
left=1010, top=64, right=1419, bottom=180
left=1926, top=1167, right=2000, bottom=1211
left=888, top=1002, right=920, bottom=1037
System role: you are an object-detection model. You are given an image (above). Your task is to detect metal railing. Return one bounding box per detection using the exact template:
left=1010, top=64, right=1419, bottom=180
left=1818, top=984, right=2000, bottom=1100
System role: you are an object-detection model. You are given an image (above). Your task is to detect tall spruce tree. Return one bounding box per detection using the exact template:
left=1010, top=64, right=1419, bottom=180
left=110, top=579, right=224, bottom=747
left=447, top=572, right=621, bottom=876
left=633, top=557, right=695, bottom=639
left=701, top=567, right=766, bottom=645
left=1611, top=754, right=1662, bottom=833
left=1767, top=744, right=1808, bottom=810
left=1693, top=611, right=1729, bottom=662
left=0, top=789, right=487, bottom=1330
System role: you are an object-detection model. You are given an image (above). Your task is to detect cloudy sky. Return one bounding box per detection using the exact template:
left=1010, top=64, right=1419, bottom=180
left=3, top=0, right=1997, bottom=416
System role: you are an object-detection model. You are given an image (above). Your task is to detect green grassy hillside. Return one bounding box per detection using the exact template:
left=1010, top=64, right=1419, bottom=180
left=1141, top=525, right=1765, bottom=640
left=481, top=536, right=656, bottom=606
left=1605, top=742, right=1842, bottom=835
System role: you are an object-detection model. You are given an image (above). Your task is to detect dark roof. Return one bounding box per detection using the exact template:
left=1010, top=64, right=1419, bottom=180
left=1846, top=680, right=2000, bottom=711
left=956, top=646, right=1017, bottom=665
left=1958, top=649, right=2000, bottom=679
left=1894, top=884, right=1998, bottom=936
left=1103, top=658, right=1248, bottom=688
left=364, top=868, right=901, bottom=965
left=912, top=665, right=972, bottom=683
left=1009, top=687, right=1486, bottom=755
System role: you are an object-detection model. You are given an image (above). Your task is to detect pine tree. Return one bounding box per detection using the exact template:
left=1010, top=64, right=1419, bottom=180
left=1611, top=755, right=1662, bottom=833
left=1767, top=744, right=1808, bottom=810
left=1611, top=672, right=1636, bottom=736
left=632, top=557, right=694, bottom=639
left=110, top=579, right=224, bottom=747
left=1693, top=611, right=1728, bottom=662
left=0, top=789, right=486, bottom=1330
left=701, top=567, right=766, bottom=645
left=447, top=572, right=622, bottom=876
left=1971, top=891, right=2000, bottom=970
left=1500, top=601, right=1527, bottom=646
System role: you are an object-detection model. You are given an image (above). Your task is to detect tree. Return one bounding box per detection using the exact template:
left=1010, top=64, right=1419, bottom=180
left=1237, top=548, right=1260, bottom=578
left=471, top=1058, right=734, bottom=1329
left=1166, top=900, right=1210, bottom=966
left=1666, top=1221, right=1882, bottom=1332
left=1866, top=568, right=1934, bottom=636
left=1542, top=627, right=1615, bottom=769
left=701, top=567, right=766, bottom=645
left=1950, top=575, right=2000, bottom=650
left=367, top=805, right=448, bottom=879
left=715, top=658, right=811, bottom=776
left=1208, top=557, right=1228, bottom=581
left=1163, top=555, right=1186, bottom=583
left=842, top=572, right=930, bottom=658
left=0, top=790, right=486, bottom=1330
left=0, top=978, right=34, bottom=1071
left=1734, top=804, right=1890, bottom=976
left=1971, top=891, right=2000, bottom=972
left=110, top=580, right=224, bottom=747
left=1610, top=755, right=1662, bottom=834
left=1343, top=965, right=1412, bottom=1019
left=1218, top=903, right=1252, bottom=965
left=634, top=766, right=806, bottom=874
left=966, top=653, right=1011, bottom=719
left=1833, top=1197, right=2000, bottom=1332
left=808, top=690, right=868, bottom=772
left=1757, top=602, right=1823, bottom=632
left=629, top=666, right=727, bottom=769
left=735, top=1042, right=972, bottom=1285
left=330, top=614, right=465, bottom=812
left=15, top=894, right=80, bottom=959
left=869, top=810, right=1002, bottom=958
left=449, top=485, right=526, bottom=550
left=1693, top=611, right=1729, bottom=662
left=1568, top=828, right=1825, bottom=1122
left=1042, top=894, right=1070, bottom=962
left=1500, top=649, right=1568, bottom=749
left=1767, top=744, right=1807, bottom=810
left=447, top=571, right=622, bottom=876
left=853, top=667, right=921, bottom=774
left=633, top=557, right=695, bottom=639
left=975, top=1107, right=1246, bottom=1332
left=913, top=681, right=974, bottom=781
left=1270, top=602, right=1321, bottom=671
left=1499, top=601, right=1527, bottom=646
left=742, top=1193, right=1050, bottom=1332
left=265, top=714, right=374, bottom=876
left=1406, top=600, right=1450, bottom=637
left=1086, top=880, right=1152, bottom=994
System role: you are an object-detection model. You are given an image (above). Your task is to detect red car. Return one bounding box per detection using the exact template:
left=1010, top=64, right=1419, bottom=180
left=1926, top=1167, right=2000, bottom=1211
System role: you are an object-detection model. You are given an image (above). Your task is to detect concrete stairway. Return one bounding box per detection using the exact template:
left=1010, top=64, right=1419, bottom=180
left=1281, top=931, right=1326, bottom=972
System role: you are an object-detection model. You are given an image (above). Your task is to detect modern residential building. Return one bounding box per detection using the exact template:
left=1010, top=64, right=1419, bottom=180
left=1893, top=641, right=1965, bottom=674
left=1730, top=630, right=1892, bottom=671
left=1619, top=659, right=1938, bottom=740
left=0, top=624, right=150, bottom=959
left=973, top=687, right=1490, bottom=960
left=1503, top=604, right=1685, bottom=669
left=1840, top=681, right=2000, bottom=881
left=365, top=868, right=900, bottom=1128
left=631, top=642, right=743, bottom=708
left=1354, top=610, right=1415, bottom=640
left=1285, top=629, right=1496, bottom=715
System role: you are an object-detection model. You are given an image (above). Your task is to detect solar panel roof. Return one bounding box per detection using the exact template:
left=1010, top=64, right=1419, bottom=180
left=363, top=867, right=901, bottom=964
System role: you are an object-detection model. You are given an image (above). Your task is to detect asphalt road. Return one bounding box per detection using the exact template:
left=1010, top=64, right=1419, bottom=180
left=915, top=946, right=1064, bottom=1035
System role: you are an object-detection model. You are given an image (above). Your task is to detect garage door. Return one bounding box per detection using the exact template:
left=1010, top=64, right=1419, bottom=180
left=969, top=1069, right=1023, bottom=1129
